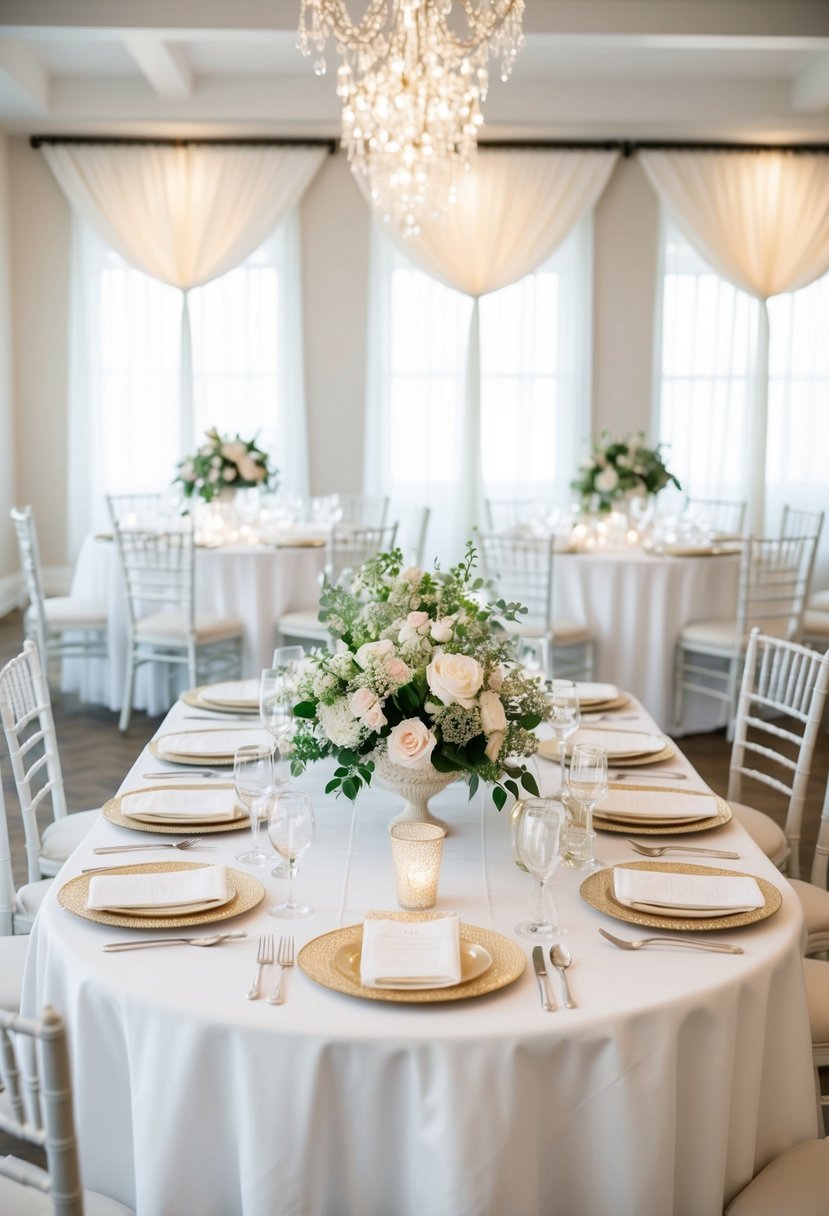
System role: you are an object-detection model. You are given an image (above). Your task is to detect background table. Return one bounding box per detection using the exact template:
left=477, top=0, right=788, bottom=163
left=22, top=697, right=818, bottom=1216
left=63, top=536, right=326, bottom=713
left=554, top=548, right=741, bottom=734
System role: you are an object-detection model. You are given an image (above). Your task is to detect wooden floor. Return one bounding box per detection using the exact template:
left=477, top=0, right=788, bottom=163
left=1, top=610, right=827, bottom=1169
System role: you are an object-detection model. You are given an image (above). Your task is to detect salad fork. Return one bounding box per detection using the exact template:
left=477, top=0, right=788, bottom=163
left=627, top=840, right=739, bottom=860
left=93, top=838, right=215, bottom=854
left=267, top=936, right=295, bottom=1005
left=246, top=934, right=274, bottom=1000
left=599, top=928, right=743, bottom=955
left=142, top=769, right=228, bottom=779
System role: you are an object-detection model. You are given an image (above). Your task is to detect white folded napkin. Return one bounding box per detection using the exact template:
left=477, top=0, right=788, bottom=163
left=157, top=729, right=271, bottom=758
left=120, top=788, right=243, bottom=824
left=201, top=679, right=260, bottom=708
left=613, top=868, right=764, bottom=918
left=360, top=912, right=461, bottom=989
left=87, top=865, right=231, bottom=916
left=597, top=789, right=718, bottom=824
left=576, top=682, right=619, bottom=704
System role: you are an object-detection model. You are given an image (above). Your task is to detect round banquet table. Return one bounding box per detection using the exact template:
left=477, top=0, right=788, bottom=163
left=62, top=535, right=326, bottom=714
left=22, top=698, right=818, bottom=1216
left=554, top=548, right=741, bottom=735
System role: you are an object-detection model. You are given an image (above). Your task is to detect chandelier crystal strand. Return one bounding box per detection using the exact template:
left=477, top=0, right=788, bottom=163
left=297, top=0, right=525, bottom=235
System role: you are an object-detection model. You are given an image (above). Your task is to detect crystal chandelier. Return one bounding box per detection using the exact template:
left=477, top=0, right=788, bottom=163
left=297, top=0, right=525, bottom=236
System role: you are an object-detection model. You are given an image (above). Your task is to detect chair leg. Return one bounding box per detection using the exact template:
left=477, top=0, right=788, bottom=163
left=725, top=656, right=739, bottom=743
left=119, top=644, right=136, bottom=733
left=673, top=644, right=685, bottom=732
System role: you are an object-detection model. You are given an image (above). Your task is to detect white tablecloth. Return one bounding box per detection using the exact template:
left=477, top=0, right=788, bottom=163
left=22, top=697, right=818, bottom=1216
left=63, top=536, right=326, bottom=713
left=555, top=549, right=741, bottom=734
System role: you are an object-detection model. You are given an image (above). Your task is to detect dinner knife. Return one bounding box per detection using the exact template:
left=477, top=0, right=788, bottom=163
left=532, top=945, right=556, bottom=1012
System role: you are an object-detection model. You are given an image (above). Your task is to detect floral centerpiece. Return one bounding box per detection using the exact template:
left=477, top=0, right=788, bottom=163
left=174, top=428, right=278, bottom=503
left=571, top=431, right=680, bottom=512
left=289, top=544, right=548, bottom=814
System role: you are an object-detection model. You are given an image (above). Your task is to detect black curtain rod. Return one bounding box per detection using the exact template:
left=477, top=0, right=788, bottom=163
left=30, top=135, right=338, bottom=152
left=30, top=135, right=829, bottom=156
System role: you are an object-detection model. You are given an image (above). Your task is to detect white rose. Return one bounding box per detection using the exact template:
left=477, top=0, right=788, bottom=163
left=488, top=665, right=504, bottom=692
left=485, top=730, right=504, bottom=763
left=479, top=689, right=507, bottom=735
left=355, top=639, right=394, bottom=670
left=222, top=466, right=237, bottom=481
left=181, top=459, right=195, bottom=479
left=363, top=703, right=387, bottom=731
left=426, top=652, right=484, bottom=709
left=349, top=687, right=377, bottom=718
left=595, top=466, right=619, bottom=493
left=401, top=567, right=422, bottom=583
left=398, top=610, right=431, bottom=645
left=430, top=616, right=454, bottom=643
left=387, top=718, right=437, bottom=769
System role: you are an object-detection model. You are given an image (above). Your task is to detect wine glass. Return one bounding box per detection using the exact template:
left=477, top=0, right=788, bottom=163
left=260, top=668, right=294, bottom=758
left=234, top=743, right=274, bottom=866
left=564, top=743, right=608, bottom=871
left=548, top=679, right=581, bottom=796
left=514, top=798, right=566, bottom=939
left=517, top=637, right=552, bottom=683
left=267, top=790, right=316, bottom=919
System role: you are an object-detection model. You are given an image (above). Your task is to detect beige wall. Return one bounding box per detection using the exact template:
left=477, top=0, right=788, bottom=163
left=0, top=136, right=16, bottom=590
left=6, top=141, right=662, bottom=569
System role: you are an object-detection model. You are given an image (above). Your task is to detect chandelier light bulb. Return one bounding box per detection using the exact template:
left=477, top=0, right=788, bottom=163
left=297, top=0, right=525, bottom=234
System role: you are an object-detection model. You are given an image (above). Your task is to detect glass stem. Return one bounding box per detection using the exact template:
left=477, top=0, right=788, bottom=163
left=533, top=876, right=547, bottom=927
left=286, top=860, right=298, bottom=909
left=559, top=740, right=567, bottom=797
left=250, top=799, right=261, bottom=851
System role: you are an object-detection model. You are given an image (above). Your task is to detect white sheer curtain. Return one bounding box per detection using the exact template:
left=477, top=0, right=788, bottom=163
left=641, top=150, right=829, bottom=530
left=45, top=142, right=324, bottom=549
left=366, top=149, right=617, bottom=559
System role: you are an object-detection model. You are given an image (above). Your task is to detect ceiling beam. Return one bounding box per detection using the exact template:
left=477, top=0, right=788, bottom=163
left=0, top=38, right=49, bottom=111
left=792, top=52, right=829, bottom=111
left=123, top=34, right=193, bottom=98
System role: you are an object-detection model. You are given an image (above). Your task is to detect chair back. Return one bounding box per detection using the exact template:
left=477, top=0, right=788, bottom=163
left=736, top=534, right=816, bottom=644
left=0, top=775, right=16, bottom=935
left=685, top=496, right=747, bottom=536
left=328, top=523, right=398, bottom=584
left=0, top=1005, right=84, bottom=1216
left=0, top=641, right=68, bottom=886
left=111, top=519, right=196, bottom=636
left=105, top=492, right=166, bottom=529
left=728, top=629, right=829, bottom=878
left=477, top=532, right=555, bottom=633
left=780, top=504, right=825, bottom=543
left=397, top=506, right=430, bottom=567
left=333, top=494, right=389, bottom=528
left=10, top=507, right=49, bottom=669
left=484, top=498, right=558, bottom=533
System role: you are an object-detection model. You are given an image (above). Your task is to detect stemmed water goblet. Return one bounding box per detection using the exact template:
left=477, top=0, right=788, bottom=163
left=514, top=798, right=566, bottom=940
left=564, top=743, right=608, bottom=871
left=548, top=679, right=581, bottom=796
left=266, top=791, right=316, bottom=919
left=517, top=637, right=552, bottom=684
left=234, top=742, right=274, bottom=866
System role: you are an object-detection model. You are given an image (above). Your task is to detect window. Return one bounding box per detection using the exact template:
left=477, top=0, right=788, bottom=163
left=365, top=218, right=592, bottom=560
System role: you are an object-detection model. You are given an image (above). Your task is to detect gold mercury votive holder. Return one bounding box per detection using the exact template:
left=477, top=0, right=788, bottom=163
left=390, top=822, right=446, bottom=910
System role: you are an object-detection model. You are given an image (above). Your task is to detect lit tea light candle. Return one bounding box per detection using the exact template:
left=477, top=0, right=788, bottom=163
left=390, top=823, right=446, bottom=910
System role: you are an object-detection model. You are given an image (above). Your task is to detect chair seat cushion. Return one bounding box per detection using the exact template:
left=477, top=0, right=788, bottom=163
left=802, top=610, right=829, bottom=638
left=790, top=878, right=829, bottom=942
left=135, top=612, right=243, bottom=644
left=724, top=1136, right=829, bottom=1216
left=0, top=935, right=29, bottom=1012
left=809, top=589, right=829, bottom=611
left=504, top=620, right=593, bottom=645
left=680, top=619, right=790, bottom=651
left=15, top=878, right=53, bottom=923
left=30, top=597, right=107, bottom=630
left=804, top=958, right=829, bottom=1046
left=0, top=1172, right=134, bottom=1216
left=730, top=803, right=789, bottom=867
left=40, top=809, right=99, bottom=869
left=278, top=608, right=326, bottom=635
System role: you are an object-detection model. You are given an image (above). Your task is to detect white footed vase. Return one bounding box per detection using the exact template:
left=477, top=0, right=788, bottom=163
left=372, top=752, right=459, bottom=833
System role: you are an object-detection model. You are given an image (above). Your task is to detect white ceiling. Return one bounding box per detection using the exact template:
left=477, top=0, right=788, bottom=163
left=0, top=0, right=828, bottom=142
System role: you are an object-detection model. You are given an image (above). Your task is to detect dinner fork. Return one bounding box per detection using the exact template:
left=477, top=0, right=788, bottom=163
left=93, top=838, right=216, bottom=854
left=246, top=934, right=274, bottom=1000
left=627, top=840, right=739, bottom=860
left=142, top=769, right=228, bottom=779
left=609, top=770, right=689, bottom=781
left=598, top=928, right=743, bottom=955
left=267, top=936, right=295, bottom=1005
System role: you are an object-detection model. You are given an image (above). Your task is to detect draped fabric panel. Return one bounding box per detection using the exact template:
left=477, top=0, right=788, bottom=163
left=641, top=151, right=829, bottom=530
left=366, top=149, right=618, bottom=551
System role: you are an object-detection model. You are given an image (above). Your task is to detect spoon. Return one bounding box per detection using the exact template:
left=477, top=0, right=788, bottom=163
left=550, top=944, right=576, bottom=1009
left=102, top=931, right=247, bottom=952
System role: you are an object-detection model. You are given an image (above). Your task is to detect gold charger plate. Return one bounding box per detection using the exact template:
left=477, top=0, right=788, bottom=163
left=593, top=786, right=733, bottom=836
left=103, top=785, right=250, bottom=835
left=58, top=861, right=265, bottom=929
left=148, top=739, right=235, bottom=765
left=181, top=686, right=259, bottom=715
left=538, top=733, right=675, bottom=766
left=298, top=922, right=526, bottom=1004
left=580, top=861, right=781, bottom=932
left=579, top=694, right=630, bottom=713
left=275, top=537, right=327, bottom=549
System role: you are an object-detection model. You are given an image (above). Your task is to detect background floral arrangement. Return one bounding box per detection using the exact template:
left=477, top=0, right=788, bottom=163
left=571, top=430, right=681, bottom=512
left=290, top=544, right=549, bottom=811
left=174, top=427, right=278, bottom=503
